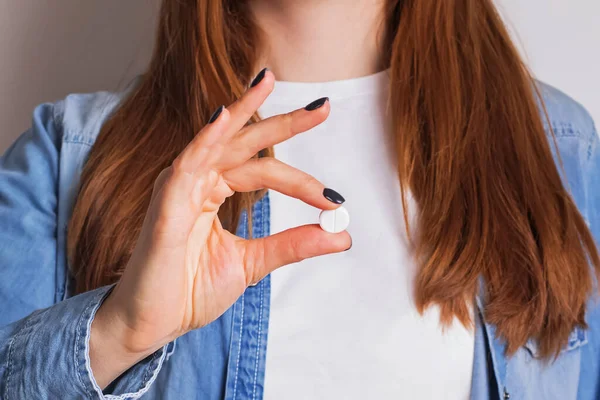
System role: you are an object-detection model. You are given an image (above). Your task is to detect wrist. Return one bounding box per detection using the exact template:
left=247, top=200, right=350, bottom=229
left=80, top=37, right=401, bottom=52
left=89, top=289, right=158, bottom=389
left=92, top=287, right=163, bottom=359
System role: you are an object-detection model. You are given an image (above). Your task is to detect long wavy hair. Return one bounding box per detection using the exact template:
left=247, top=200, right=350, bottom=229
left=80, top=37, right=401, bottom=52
left=68, top=0, right=600, bottom=359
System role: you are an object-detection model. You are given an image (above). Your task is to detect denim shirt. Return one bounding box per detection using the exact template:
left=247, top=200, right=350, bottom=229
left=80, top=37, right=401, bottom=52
left=0, top=81, right=599, bottom=400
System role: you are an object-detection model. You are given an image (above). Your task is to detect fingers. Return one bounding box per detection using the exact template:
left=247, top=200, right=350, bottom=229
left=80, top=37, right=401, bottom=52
left=172, top=67, right=331, bottom=176
left=174, top=69, right=275, bottom=176
left=223, top=68, right=277, bottom=139
left=216, top=98, right=330, bottom=170
left=241, top=224, right=352, bottom=285
left=173, top=107, right=231, bottom=176
left=150, top=166, right=220, bottom=219
left=222, top=157, right=341, bottom=211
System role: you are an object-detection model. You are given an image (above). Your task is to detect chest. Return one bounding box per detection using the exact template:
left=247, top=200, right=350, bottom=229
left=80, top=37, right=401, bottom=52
left=267, top=125, right=475, bottom=397
left=55, top=141, right=589, bottom=400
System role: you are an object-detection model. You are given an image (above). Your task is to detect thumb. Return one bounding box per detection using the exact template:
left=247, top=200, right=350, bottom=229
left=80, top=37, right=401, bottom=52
left=240, top=224, right=351, bottom=285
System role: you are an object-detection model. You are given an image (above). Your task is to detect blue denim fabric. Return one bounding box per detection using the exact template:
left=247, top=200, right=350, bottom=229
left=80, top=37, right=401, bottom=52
left=0, top=80, right=598, bottom=399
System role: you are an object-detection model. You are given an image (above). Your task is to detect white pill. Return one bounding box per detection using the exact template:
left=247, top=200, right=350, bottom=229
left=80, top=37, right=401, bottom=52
left=319, top=206, right=350, bottom=233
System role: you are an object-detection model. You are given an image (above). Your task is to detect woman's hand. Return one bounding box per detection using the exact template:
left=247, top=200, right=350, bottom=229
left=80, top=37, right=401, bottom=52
left=90, top=69, right=351, bottom=388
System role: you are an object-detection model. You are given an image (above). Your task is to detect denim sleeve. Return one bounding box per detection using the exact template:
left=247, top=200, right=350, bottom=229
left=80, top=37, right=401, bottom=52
left=589, top=127, right=600, bottom=250
left=578, top=119, right=600, bottom=399
left=0, top=103, right=169, bottom=399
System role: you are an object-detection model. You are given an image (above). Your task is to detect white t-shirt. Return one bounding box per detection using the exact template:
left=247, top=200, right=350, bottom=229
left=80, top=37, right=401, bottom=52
left=260, top=68, right=475, bottom=400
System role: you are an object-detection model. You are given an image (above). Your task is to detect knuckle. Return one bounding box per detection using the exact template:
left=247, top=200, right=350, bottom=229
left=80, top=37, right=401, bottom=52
left=244, top=241, right=265, bottom=285
left=255, top=158, right=279, bottom=188
left=300, top=173, right=317, bottom=187
left=222, top=181, right=235, bottom=198
left=293, top=172, right=317, bottom=194
left=283, top=112, right=295, bottom=138
left=153, top=167, right=171, bottom=188
left=276, top=112, right=295, bottom=138
left=171, top=156, right=185, bottom=172
left=288, top=236, right=304, bottom=263
left=241, top=98, right=258, bottom=119
left=149, top=167, right=172, bottom=204
left=260, top=157, right=279, bottom=170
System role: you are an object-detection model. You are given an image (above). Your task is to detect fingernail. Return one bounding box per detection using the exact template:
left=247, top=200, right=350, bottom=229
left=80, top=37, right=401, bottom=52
left=250, top=67, right=268, bottom=88
left=208, top=105, right=224, bottom=124
left=305, top=97, right=329, bottom=111
left=323, top=188, right=345, bottom=204
left=344, top=238, right=352, bottom=252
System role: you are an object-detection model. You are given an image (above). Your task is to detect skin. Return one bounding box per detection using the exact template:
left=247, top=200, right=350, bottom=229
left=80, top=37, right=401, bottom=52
left=90, top=0, right=384, bottom=389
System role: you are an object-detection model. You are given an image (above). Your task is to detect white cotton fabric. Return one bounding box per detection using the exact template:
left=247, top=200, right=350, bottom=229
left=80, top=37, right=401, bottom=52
left=261, top=68, right=475, bottom=400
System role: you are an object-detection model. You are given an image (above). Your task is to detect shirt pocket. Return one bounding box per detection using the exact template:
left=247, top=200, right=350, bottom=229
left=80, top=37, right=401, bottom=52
left=504, top=327, right=587, bottom=400
left=523, top=326, right=588, bottom=358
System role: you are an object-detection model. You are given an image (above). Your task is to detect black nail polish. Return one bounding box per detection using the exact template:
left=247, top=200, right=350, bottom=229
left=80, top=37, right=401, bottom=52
left=304, top=97, right=329, bottom=111
left=208, top=105, right=224, bottom=124
left=323, top=188, right=345, bottom=204
left=250, top=67, right=268, bottom=88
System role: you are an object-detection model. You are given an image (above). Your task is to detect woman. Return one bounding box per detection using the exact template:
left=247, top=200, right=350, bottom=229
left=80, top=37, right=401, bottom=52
left=0, top=0, right=599, bottom=399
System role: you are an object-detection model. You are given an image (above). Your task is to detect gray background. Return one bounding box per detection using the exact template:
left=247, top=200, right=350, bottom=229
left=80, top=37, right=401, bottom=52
left=0, top=0, right=598, bottom=151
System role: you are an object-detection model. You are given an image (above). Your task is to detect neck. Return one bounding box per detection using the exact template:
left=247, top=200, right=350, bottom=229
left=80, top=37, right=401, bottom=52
left=249, top=0, right=387, bottom=82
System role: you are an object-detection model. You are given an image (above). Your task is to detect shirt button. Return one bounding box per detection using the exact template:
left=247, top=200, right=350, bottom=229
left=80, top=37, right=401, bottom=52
left=503, top=388, right=510, bottom=400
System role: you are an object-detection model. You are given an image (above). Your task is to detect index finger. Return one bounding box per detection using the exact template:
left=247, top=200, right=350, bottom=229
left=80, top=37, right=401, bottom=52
left=171, top=68, right=274, bottom=176
left=223, top=67, right=276, bottom=139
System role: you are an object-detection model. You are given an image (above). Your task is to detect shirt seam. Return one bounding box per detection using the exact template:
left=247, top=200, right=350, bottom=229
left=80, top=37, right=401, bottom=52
left=51, top=101, right=64, bottom=140
left=63, top=138, right=95, bottom=147
left=251, top=194, right=268, bottom=400
left=232, top=294, right=245, bottom=400
left=550, top=123, right=585, bottom=138
left=75, top=287, right=105, bottom=398
left=50, top=103, right=65, bottom=305
left=4, top=316, right=34, bottom=400
left=4, top=330, right=16, bottom=400
left=73, top=286, right=168, bottom=400
left=586, top=125, right=598, bottom=162
left=252, top=281, right=264, bottom=400
left=103, top=347, right=167, bottom=400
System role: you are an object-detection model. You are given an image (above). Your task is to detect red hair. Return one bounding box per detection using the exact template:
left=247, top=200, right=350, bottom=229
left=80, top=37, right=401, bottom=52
left=68, top=0, right=600, bottom=359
